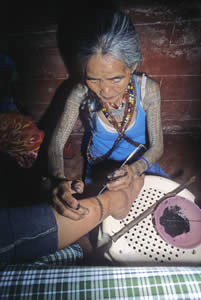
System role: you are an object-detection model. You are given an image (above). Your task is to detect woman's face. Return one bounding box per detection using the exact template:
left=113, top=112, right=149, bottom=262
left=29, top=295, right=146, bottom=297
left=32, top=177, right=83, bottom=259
left=86, top=54, right=135, bottom=107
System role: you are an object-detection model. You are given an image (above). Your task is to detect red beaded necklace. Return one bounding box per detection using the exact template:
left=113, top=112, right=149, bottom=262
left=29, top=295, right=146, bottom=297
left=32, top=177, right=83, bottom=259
left=101, top=77, right=135, bottom=133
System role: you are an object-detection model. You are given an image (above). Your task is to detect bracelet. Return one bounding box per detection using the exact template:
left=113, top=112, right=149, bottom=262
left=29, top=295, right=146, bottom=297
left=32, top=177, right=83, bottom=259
left=138, top=156, right=150, bottom=171
left=94, top=196, right=104, bottom=222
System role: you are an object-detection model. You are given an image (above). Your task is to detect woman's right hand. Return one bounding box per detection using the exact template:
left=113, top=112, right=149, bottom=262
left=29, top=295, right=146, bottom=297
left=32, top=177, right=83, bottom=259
left=52, top=179, right=89, bottom=220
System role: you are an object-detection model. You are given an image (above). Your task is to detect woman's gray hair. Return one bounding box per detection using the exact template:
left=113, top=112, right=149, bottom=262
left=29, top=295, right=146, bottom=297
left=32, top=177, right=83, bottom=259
left=75, top=9, right=142, bottom=81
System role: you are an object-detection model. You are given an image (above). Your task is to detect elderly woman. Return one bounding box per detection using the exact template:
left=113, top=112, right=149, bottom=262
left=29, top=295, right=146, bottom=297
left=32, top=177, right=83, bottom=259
left=48, top=8, right=167, bottom=218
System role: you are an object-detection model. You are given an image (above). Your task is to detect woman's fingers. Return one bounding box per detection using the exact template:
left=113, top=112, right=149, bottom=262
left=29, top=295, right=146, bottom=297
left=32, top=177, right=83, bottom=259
left=57, top=183, right=79, bottom=209
left=107, top=168, right=127, bottom=182
left=52, top=186, right=89, bottom=219
left=52, top=197, right=87, bottom=220
left=106, top=165, right=138, bottom=191
left=106, top=167, right=127, bottom=191
left=71, top=180, right=84, bottom=194
left=107, top=171, right=131, bottom=191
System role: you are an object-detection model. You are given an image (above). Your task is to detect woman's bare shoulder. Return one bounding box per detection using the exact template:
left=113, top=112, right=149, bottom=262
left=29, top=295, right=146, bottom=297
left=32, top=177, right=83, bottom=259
left=136, top=74, right=161, bottom=108
left=136, top=73, right=159, bottom=87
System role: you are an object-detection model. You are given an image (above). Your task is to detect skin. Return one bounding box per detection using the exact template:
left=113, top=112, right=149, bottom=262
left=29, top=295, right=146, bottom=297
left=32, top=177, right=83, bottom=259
left=86, top=55, right=137, bottom=191
left=54, top=174, right=144, bottom=249
left=48, top=54, right=163, bottom=218
left=52, top=177, right=87, bottom=219
left=86, top=54, right=135, bottom=108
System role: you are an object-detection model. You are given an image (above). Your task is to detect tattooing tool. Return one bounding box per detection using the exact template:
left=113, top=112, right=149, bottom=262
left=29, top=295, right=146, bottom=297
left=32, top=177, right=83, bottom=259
left=98, top=144, right=146, bottom=195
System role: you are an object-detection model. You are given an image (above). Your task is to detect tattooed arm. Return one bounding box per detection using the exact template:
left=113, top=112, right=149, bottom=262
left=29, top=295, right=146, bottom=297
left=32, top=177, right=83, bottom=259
left=48, top=84, right=88, bottom=178
left=130, top=77, right=164, bottom=176
left=48, top=84, right=89, bottom=219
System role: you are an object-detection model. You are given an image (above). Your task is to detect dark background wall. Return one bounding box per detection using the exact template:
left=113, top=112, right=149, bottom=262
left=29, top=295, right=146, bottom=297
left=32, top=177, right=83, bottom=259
left=1, top=0, right=201, bottom=137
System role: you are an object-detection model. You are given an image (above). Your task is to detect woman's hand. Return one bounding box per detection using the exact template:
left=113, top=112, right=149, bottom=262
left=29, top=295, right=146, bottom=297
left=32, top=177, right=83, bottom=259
left=52, top=179, right=89, bottom=220
left=106, top=164, right=137, bottom=192
left=109, top=174, right=144, bottom=220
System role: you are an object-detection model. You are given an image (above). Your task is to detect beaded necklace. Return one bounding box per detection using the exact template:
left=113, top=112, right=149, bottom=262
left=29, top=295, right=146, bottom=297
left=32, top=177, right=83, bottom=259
left=87, top=76, right=144, bottom=162
left=102, top=77, right=135, bottom=133
left=109, top=104, right=125, bottom=118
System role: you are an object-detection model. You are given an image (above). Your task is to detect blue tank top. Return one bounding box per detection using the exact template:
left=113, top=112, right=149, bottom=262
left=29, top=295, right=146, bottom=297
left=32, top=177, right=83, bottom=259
left=89, top=75, right=147, bottom=161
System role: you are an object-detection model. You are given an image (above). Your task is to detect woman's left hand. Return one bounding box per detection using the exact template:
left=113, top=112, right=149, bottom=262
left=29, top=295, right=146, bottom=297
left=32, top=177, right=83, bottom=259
left=106, top=165, right=137, bottom=191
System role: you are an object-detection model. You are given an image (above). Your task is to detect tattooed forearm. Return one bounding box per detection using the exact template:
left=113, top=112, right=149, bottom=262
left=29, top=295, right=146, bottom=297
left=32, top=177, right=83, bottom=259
left=131, top=77, right=164, bottom=175
left=48, top=98, right=80, bottom=177
left=48, top=84, right=88, bottom=177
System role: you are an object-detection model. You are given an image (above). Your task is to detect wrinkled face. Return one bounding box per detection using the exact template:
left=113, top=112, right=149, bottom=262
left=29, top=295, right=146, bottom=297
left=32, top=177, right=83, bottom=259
left=86, top=54, right=135, bottom=107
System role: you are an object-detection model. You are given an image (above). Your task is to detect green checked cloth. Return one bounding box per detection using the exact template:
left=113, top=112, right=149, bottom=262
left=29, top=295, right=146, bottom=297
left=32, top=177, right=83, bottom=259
left=0, top=265, right=201, bottom=299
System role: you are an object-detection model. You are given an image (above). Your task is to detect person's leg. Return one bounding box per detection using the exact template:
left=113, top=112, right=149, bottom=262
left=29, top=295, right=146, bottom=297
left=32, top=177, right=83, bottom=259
left=0, top=199, right=100, bottom=264
left=54, top=176, right=145, bottom=250
left=53, top=197, right=103, bottom=250
left=0, top=175, right=144, bottom=264
left=0, top=203, right=58, bottom=264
